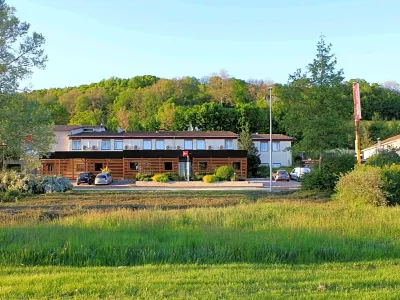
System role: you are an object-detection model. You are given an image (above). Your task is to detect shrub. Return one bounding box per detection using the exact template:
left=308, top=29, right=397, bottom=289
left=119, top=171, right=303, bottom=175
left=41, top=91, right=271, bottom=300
left=215, top=166, right=235, bottom=181
left=135, top=173, right=153, bottom=181
left=193, top=172, right=214, bottom=181
left=152, top=173, right=169, bottom=183
left=365, top=150, right=400, bottom=167
left=39, top=176, right=73, bottom=193
left=381, top=164, right=400, bottom=205
left=203, top=175, right=219, bottom=183
left=335, top=166, right=387, bottom=206
left=0, top=190, right=22, bottom=202
left=302, top=152, right=356, bottom=192
left=166, top=172, right=183, bottom=181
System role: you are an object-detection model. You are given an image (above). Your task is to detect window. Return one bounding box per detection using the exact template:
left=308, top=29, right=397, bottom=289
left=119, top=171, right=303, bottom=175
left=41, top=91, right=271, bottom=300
left=196, top=140, right=206, bottom=150
left=101, top=140, right=111, bottom=150
left=72, top=140, right=81, bottom=150
left=95, top=163, right=103, bottom=171
left=184, top=140, right=193, bottom=150
left=232, top=162, right=241, bottom=170
left=143, top=140, right=152, bottom=150
left=273, top=163, right=281, bottom=168
left=156, top=140, right=165, bottom=150
left=225, top=139, right=233, bottom=149
left=272, top=142, right=280, bottom=152
left=46, top=163, right=54, bottom=172
left=114, top=140, right=123, bottom=150
left=130, top=162, right=139, bottom=171
left=199, top=162, right=208, bottom=170
left=164, top=162, right=173, bottom=171
left=260, top=142, right=268, bottom=152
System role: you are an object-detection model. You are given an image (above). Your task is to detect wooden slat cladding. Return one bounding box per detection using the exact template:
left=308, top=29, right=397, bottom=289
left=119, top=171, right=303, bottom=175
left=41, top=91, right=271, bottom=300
left=123, top=158, right=179, bottom=179
left=192, top=158, right=247, bottom=178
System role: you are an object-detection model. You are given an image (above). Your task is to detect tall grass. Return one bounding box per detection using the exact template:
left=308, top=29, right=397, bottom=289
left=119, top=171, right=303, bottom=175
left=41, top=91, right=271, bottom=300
left=1, top=202, right=399, bottom=266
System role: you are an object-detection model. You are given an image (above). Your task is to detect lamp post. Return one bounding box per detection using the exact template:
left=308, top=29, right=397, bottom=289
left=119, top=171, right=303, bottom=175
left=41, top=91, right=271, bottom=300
left=268, top=87, right=273, bottom=192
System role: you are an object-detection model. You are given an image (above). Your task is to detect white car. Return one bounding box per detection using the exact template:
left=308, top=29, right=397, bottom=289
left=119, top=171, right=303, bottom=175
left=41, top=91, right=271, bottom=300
left=95, top=173, right=113, bottom=185
left=289, top=167, right=311, bottom=182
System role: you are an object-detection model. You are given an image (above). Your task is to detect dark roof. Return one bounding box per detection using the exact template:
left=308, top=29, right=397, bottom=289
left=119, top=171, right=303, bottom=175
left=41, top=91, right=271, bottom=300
left=70, top=131, right=238, bottom=138
left=54, top=125, right=105, bottom=131
left=251, top=133, right=293, bottom=141
left=46, top=150, right=247, bottom=159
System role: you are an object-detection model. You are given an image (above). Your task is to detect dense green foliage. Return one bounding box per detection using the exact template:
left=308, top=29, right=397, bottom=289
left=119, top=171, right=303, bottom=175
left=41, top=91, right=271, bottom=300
left=382, top=164, right=400, bottom=205
left=365, top=149, right=400, bottom=167
left=215, top=166, right=235, bottom=181
left=301, top=152, right=356, bottom=192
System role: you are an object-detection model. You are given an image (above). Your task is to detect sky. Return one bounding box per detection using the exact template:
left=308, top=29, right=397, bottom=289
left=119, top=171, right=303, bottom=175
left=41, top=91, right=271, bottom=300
left=8, top=0, right=400, bottom=90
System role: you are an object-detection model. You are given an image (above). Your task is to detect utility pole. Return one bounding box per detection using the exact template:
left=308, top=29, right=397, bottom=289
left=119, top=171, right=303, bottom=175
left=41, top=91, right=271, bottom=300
left=268, top=87, right=273, bottom=192
left=353, top=83, right=362, bottom=165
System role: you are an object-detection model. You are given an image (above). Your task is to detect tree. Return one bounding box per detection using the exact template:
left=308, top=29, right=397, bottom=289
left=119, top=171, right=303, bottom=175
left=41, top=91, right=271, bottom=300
left=279, top=36, right=352, bottom=157
left=207, top=69, right=233, bottom=105
left=116, top=108, right=130, bottom=131
left=69, top=110, right=102, bottom=126
left=239, top=123, right=261, bottom=177
left=157, top=101, right=175, bottom=130
left=0, top=95, right=54, bottom=169
left=0, top=0, right=47, bottom=93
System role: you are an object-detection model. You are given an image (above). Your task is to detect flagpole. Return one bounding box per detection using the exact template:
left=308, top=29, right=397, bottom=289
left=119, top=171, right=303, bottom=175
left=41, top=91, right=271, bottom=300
left=353, top=83, right=362, bottom=166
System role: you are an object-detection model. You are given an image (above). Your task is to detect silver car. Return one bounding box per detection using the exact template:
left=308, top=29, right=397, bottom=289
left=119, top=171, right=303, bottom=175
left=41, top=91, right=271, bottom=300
left=274, top=170, right=290, bottom=182
left=95, top=173, right=113, bottom=185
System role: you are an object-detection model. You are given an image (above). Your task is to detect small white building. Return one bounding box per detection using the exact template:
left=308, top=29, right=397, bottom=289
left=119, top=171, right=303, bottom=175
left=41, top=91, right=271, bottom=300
left=362, top=134, right=400, bottom=160
left=251, top=133, right=293, bottom=167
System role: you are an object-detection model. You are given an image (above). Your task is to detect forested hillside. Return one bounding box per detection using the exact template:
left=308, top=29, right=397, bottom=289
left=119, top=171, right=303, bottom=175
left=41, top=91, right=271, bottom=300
left=24, top=71, right=400, bottom=150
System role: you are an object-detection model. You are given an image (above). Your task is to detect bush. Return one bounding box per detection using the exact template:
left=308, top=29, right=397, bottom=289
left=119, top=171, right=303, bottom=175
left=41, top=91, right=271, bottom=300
left=302, top=152, right=356, bottom=192
left=381, top=164, right=400, bottom=205
left=215, top=166, right=235, bottom=181
left=335, top=166, right=387, bottom=206
left=166, top=172, right=183, bottom=181
left=203, top=175, right=219, bottom=183
left=100, top=166, right=111, bottom=174
left=135, top=173, right=153, bottom=181
left=0, top=190, right=22, bottom=202
left=193, top=172, right=214, bottom=181
left=152, top=173, right=169, bottom=183
left=39, top=176, right=73, bottom=193
left=365, top=150, right=400, bottom=167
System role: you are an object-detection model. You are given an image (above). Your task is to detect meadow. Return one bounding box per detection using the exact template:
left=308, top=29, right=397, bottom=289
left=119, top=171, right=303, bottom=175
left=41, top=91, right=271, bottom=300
left=1, top=191, right=399, bottom=298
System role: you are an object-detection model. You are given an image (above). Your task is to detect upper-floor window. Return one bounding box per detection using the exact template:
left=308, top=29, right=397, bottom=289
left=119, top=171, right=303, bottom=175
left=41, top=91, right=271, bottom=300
left=143, top=140, right=152, bottom=150
left=156, top=140, right=165, bottom=150
left=260, top=142, right=268, bottom=152
left=225, top=139, right=233, bottom=150
left=184, top=140, right=193, bottom=150
left=72, top=140, right=81, bottom=150
left=272, top=142, right=280, bottom=152
left=196, top=139, right=206, bottom=150
left=114, top=140, right=123, bottom=150
left=101, top=140, right=111, bottom=150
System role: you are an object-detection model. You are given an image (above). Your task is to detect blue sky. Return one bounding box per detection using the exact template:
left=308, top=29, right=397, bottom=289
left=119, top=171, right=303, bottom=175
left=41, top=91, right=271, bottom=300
left=8, top=0, right=400, bottom=89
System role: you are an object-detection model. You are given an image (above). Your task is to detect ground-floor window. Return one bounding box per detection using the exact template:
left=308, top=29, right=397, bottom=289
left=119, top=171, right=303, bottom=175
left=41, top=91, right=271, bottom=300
left=199, top=162, right=208, bottom=170
left=95, top=163, right=103, bottom=172
left=130, top=162, right=139, bottom=171
left=164, top=162, right=173, bottom=171
left=232, top=162, right=241, bottom=170
left=46, top=163, right=54, bottom=172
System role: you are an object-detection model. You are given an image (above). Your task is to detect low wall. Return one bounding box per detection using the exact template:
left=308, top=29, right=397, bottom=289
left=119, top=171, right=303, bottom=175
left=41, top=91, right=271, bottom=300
left=135, top=181, right=264, bottom=188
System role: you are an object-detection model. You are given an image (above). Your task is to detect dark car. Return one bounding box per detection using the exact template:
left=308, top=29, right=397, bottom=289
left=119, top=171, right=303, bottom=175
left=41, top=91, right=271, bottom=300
left=274, top=170, right=290, bottom=182
left=76, top=172, right=95, bottom=185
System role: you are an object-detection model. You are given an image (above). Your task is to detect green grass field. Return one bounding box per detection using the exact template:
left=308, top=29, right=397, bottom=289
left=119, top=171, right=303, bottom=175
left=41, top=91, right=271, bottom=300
left=1, top=191, right=399, bottom=298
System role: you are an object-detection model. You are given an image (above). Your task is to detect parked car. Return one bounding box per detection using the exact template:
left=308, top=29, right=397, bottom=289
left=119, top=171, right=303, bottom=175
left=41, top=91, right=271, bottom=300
left=274, top=170, right=290, bottom=182
left=76, top=172, right=95, bottom=185
left=95, top=173, right=113, bottom=185
left=289, top=167, right=311, bottom=182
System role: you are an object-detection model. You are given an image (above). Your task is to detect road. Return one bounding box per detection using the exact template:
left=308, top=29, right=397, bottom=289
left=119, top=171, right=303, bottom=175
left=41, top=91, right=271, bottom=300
left=72, top=180, right=301, bottom=192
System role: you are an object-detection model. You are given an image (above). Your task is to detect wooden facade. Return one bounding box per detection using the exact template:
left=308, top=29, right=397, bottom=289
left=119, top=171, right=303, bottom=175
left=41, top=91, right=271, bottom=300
left=40, top=150, right=248, bottom=180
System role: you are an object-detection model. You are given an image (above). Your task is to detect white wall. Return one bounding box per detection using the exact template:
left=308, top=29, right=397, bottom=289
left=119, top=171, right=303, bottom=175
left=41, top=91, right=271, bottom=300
left=253, top=140, right=292, bottom=167
left=52, top=131, right=70, bottom=152
left=67, top=138, right=239, bottom=151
